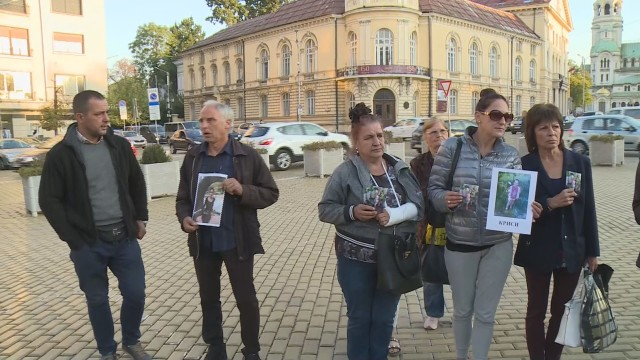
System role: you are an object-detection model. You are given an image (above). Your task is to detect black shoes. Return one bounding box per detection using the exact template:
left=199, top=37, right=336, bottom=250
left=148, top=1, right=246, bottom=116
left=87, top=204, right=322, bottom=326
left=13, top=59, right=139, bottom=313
left=204, top=345, right=228, bottom=360
left=243, top=354, right=261, bottom=360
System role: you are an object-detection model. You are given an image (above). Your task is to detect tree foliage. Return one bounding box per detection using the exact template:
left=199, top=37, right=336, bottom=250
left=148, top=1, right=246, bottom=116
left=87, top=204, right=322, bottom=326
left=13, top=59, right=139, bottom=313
left=39, top=88, right=71, bottom=135
left=569, top=61, right=593, bottom=109
left=128, top=23, right=170, bottom=79
left=205, top=0, right=291, bottom=26
left=168, top=17, right=206, bottom=58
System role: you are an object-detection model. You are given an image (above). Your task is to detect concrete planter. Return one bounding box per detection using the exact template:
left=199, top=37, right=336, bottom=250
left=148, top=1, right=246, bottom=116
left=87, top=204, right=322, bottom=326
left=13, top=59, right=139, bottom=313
left=303, top=148, right=343, bottom=178
left=589, top=139, right=624, bottom=166
left=517, top=137, right=529, bottom=156
left=385, top=142, right=405, bottom=159
left=141, top=161, right=180, bottom=201
left=22, top=175, right=41, bottom=217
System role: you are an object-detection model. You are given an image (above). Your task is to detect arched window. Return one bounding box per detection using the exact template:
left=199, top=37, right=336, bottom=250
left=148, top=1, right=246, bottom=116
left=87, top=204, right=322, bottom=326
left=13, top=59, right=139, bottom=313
left=515, top=95, right=521, bottom=116
left=530, top=96, right=536, bottom=108
left=223, top=62, right=230, bottom=85
left=409, top=32, right=417, bottom=65
left=529, top=60, right=536, bottom=82
left=621, top=102, right=626, bottom=107
left=471, top=91, right=479, bottom=112
left=375, top=29, right=393, bottom=65
left=347, top=92, right=356, bottom=110
left=624, top=58, right=628, bottom=67
left=349, top=32, right=358, bottom=67
left=412, top=92, right=418, bottom=116
left=449, top=90, right=457, bottom=114
left=236, top=59, right=244, bottom=81
left=447, top=37, right=457, bottom=72
left=604, top=3, right=610, bottom=15
left=469, top=42, right=478, bottom=75
left=306, top=90, right=315, bottom=115
left=489, top=46, right=498, bottom=78
left=281, top=44, right=291, bottom=76
left=305, top=39, right=316, bottom=73
left=201, top=67, right=207, bottom=87
left=515, top=57, right=522, bottom=81
left=237, top=97, right=244, bottom=120
left=612, top=102, right=617, bottom=108
left=211, top=64, right=218, bottom=86
left=260, top=49, right=269, bottom=80
left=281, top=93, right=290, bottom=116
left=189, top=69, right=196, bottom=90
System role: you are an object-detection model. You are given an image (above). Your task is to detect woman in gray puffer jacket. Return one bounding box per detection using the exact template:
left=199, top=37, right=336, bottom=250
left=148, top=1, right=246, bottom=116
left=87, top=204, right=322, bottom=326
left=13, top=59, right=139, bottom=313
left=428, top=89, right=541, bottom=360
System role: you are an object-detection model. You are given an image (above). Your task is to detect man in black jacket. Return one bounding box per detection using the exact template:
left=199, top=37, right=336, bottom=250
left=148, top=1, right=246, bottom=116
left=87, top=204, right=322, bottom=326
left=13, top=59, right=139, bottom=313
left=176, top=100, right=279, bottom=360
left=39, top=90, right=151, bottom=360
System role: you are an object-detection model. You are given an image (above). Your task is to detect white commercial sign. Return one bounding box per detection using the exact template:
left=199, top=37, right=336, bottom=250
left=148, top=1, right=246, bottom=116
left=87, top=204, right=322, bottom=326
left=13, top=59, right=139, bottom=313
left=148, top=88, right=161, bottom=121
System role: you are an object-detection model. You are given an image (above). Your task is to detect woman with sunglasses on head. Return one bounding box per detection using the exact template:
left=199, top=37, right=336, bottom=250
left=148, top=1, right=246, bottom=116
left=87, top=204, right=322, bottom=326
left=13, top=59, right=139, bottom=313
left=318, top=103, right=424, bottom=360
left=514, top=103, right=599, bottom=360
left=428, top=88, right=542, bottom=360
left=409, top=118, right=450, bottom=331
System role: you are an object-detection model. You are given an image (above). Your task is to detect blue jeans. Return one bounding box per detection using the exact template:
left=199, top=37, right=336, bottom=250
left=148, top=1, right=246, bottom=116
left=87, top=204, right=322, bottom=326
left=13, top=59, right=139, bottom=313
left=423, top=282, right=445, bottom=318
left=70, top=239, right=146, bottom=355
left=337, top=255, right=400, bottom=360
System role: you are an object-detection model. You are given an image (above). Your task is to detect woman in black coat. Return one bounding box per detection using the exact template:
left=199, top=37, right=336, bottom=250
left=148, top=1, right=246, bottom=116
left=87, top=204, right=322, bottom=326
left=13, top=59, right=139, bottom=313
left=514, top=103, right=600, bottom=360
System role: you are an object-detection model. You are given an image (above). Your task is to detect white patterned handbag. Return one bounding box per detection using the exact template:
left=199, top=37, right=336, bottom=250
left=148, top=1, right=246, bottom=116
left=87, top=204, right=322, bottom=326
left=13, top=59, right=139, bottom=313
left=555, top=270, right=585, bottom=347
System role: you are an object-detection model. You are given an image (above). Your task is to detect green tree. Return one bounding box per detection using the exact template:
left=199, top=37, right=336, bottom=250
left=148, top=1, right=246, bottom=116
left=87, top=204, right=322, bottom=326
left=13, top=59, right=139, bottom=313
left=569, top=60, right=593, bottom=109
left=204, top=0, right=291, bottom=26
left=168, top=17, right=206, bottom=58
left=107, top=59, right=150, bottom=127
left=128, top=23, right=170, bottom=79
left=39, top=88, right=71, bottom=135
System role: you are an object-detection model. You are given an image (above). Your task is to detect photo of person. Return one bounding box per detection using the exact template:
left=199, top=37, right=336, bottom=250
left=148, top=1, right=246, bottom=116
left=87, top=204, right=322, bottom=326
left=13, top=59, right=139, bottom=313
left=494, top=172, right=532, bottom=219
left=566, top=171, right=582, bottom=193
left=459, top=184, right=479, bottom=212
left=192, top=173, right=227, bottom=226
left=363, top=186, right=388, bottom=214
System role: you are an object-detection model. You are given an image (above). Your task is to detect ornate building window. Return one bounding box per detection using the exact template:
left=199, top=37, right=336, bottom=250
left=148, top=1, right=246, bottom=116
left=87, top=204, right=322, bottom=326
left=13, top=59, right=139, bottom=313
left=189, top=69, right=196, bottom=90
left=306, top=90, right=315, bottom=115
left=201, top=67, right=207, bottom=87
left=469, top=42, right=478, bottom=75
left=409, top=32, right=417, bottom=65
left=530, top=96, right=536, bottom=108
left=515, top=57, right=522, bottom=81
left=281, top=44, right=291, bottom=76
left=260, top=49, right=269, bottom=80
left=449, top=89, right=457, bottom=114
left=349, top=32, right=358, bottom=67
left=447, top=38, right=457, bottom=72
left=471, top=91, right=479, bottom=112
left=305, top=39, right=317, bottom=73
left=375, top=29, right=393, bottom=65
left=211, top=64, right=218, bottom=86
left=260, top=95, right=268, bottom=117
left=237, top=97, right=244, bottom=119
left=223, top=62, right=231, bottom=85
left=347, top=92, right=356, bottom=110
left=529, top=60, right=536, bottom=82
left=489, top=46, right=498, bottom=78
left=515, top=95, right=521, bottom=116
left=282, top=93, right=290, bottom=116
left=236, top=59, right=244, bottom=81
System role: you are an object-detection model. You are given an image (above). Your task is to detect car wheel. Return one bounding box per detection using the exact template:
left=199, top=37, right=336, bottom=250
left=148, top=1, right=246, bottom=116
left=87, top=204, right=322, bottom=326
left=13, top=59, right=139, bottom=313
left=511, top=130, right=517, bottom=134
left=274, top=149, right=292, bottom=171
left=570, top=141, right=588, bottom=154
left=170, top=144, right=177, bottom=154
left=0, top=157, right=9, bottom=170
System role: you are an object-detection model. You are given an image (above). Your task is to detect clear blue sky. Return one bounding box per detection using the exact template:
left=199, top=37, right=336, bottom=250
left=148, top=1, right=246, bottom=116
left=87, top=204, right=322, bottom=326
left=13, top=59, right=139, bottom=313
left=106, top=0, right=640, bottom=67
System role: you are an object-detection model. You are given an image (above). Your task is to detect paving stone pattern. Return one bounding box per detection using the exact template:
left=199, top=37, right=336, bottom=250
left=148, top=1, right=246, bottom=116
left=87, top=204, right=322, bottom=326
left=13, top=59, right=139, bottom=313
left=0, top=155, right=639, bottom=360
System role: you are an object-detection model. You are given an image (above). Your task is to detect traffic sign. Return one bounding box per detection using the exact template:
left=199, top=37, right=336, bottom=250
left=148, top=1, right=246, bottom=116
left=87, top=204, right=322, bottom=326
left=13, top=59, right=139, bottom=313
left=440, top=80, right=452, bottom=97
left=118, top=100, right=127, bottom=120
left=147, top=88, right=161, bottom=121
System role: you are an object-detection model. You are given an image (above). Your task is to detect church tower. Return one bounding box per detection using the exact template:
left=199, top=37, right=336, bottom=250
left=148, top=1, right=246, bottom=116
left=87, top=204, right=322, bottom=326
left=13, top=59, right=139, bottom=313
left=590, top=0, right=623, bottom=109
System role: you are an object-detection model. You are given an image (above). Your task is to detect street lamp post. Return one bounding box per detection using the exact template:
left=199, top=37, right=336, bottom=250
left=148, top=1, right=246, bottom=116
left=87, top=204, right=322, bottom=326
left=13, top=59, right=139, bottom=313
left=154, top=67, right=172, bottom=123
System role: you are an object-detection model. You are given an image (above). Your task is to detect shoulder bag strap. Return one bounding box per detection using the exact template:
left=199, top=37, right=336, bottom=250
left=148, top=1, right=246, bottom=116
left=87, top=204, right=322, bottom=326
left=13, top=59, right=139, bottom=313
left=446, top=137, right=463, bottom=190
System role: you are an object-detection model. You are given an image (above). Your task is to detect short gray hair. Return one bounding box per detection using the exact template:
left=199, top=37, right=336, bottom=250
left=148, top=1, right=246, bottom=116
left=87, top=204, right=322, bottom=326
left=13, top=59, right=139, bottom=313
left=201, top=100, right=234, bottom=126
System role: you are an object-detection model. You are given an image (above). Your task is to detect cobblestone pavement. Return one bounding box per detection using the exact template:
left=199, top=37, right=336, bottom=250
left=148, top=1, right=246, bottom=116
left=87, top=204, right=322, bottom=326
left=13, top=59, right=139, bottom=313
left=1, top=148, right=639, bottom=360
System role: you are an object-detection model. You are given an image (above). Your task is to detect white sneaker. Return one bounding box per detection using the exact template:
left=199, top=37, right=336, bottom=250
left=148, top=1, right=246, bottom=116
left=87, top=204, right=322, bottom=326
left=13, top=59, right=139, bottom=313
left=423, top=316, right=439, bottom=330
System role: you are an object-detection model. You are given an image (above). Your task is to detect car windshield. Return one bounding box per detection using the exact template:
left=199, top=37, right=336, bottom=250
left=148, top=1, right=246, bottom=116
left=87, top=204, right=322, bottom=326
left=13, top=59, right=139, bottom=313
left=623, top=116, right=640, bottom=128
left=183, top=121, right=200, bottom=130
left=244, top=126, right=270, bottom=138
left=123, top=131, right=138, bottom=137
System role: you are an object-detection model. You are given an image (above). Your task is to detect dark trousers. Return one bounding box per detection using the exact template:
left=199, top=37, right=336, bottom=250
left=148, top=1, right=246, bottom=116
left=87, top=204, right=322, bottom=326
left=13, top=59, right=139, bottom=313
left=524, top=267, right=580, bottom=360
left=194, top=249, right=260, bottom=356
left=70, top=239, right=146, bottom=355
left=336, top=255, right=400, bottom=360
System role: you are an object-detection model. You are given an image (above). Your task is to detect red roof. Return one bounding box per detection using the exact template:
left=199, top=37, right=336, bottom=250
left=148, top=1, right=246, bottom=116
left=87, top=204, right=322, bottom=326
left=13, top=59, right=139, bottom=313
left=189, top=0, right=538, bottom=51
left=470, top=0, right=550, bottom=8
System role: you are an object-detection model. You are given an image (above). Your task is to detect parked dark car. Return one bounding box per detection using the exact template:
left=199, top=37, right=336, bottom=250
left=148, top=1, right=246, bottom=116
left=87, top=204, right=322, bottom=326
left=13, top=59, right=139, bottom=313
left=507, top=116, right=524, bottom=134
left=168, top=129, right=203, bottom=153
left=410, top=119, right=475, bottom=153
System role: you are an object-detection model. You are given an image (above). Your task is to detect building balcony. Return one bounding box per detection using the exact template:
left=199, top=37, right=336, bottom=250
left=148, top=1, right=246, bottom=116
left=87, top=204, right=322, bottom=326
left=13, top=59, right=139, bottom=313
left=337, top=65, right=430, bottom=78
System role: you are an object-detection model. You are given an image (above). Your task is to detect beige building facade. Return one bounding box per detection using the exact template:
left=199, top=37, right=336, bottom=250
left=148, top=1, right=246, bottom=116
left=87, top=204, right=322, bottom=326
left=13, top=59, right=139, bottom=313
left=180, top=0, right=572, bottom=132
left=0, top=0, right=107, bottom=138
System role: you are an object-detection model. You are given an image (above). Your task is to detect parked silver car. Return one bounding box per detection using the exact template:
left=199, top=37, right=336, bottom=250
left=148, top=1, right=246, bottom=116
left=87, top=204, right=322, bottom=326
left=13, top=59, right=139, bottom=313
left=564, top=115, right=640, bottom=154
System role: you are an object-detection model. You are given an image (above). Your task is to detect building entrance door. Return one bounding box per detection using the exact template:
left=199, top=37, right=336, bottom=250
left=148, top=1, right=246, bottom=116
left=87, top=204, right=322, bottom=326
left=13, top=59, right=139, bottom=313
left=373, top=89, right=395, bottom=127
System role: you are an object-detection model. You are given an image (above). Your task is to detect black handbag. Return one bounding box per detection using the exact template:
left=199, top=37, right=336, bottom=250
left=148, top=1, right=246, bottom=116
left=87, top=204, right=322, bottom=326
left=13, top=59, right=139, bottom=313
left=420, top=137, right=462, bottom=285
left=376, top=230, right=422, bottom=295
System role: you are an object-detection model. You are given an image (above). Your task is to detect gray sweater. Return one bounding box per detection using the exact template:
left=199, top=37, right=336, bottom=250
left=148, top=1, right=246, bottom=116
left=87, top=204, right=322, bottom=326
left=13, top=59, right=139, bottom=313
left=428, top=127, right=521, bottom=246
left=318, top=153, right=424, bottom=243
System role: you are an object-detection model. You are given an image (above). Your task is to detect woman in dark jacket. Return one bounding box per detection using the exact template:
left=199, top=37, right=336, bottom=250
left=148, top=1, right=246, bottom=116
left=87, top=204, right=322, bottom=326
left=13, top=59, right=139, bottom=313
left=514, top=103, right=600, bottom=360
left=410, top=118, right=449, bottom=330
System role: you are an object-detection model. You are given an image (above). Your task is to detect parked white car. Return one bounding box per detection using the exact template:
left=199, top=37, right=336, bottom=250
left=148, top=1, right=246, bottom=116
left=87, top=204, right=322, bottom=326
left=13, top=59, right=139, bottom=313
left=241, top=122, right=350, bottom=170
left=119, top=131, right=147, bottom=149
left=383, top=118, right=424, bottom=140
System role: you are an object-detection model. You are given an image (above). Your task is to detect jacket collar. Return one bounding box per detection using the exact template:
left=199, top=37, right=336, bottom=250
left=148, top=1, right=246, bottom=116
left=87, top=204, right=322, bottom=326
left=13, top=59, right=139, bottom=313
left=351, top=153, right=408, bottom=187
left=462, top=126, right=508, bottom=154
left=188, top=135, right=248, bottom=158
left=63, top=123, right=116, bottom=148
left=529, top=149, right=576, bottom=195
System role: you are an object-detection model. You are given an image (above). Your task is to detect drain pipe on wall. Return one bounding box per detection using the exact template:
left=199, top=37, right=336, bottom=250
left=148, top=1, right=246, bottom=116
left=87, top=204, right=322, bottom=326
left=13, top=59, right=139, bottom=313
left=428, top=15, right=433, bottom=117
left=334, top=17, right=340, bottom=133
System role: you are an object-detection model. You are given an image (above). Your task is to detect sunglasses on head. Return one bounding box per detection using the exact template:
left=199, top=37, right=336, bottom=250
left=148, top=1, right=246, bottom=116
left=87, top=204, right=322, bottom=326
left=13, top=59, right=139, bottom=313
left=479, top=110, right=514, bottom=122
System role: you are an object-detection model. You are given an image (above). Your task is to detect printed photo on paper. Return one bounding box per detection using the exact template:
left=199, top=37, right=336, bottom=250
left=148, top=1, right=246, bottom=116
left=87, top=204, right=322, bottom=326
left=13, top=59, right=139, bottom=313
left=192, top=173, right=228, bottom=227
left=566, top=171, right=582, bottom=193
left=459, top=184, right=479, bottom=212
left=486, top=168, right=538, bottom=234
left=363, top=185, right=388, bottom=214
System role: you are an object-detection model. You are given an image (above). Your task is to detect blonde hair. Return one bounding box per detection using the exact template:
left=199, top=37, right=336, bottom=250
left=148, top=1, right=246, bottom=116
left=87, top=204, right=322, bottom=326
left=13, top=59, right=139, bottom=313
left=422, top=118, right=447, bottom=134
